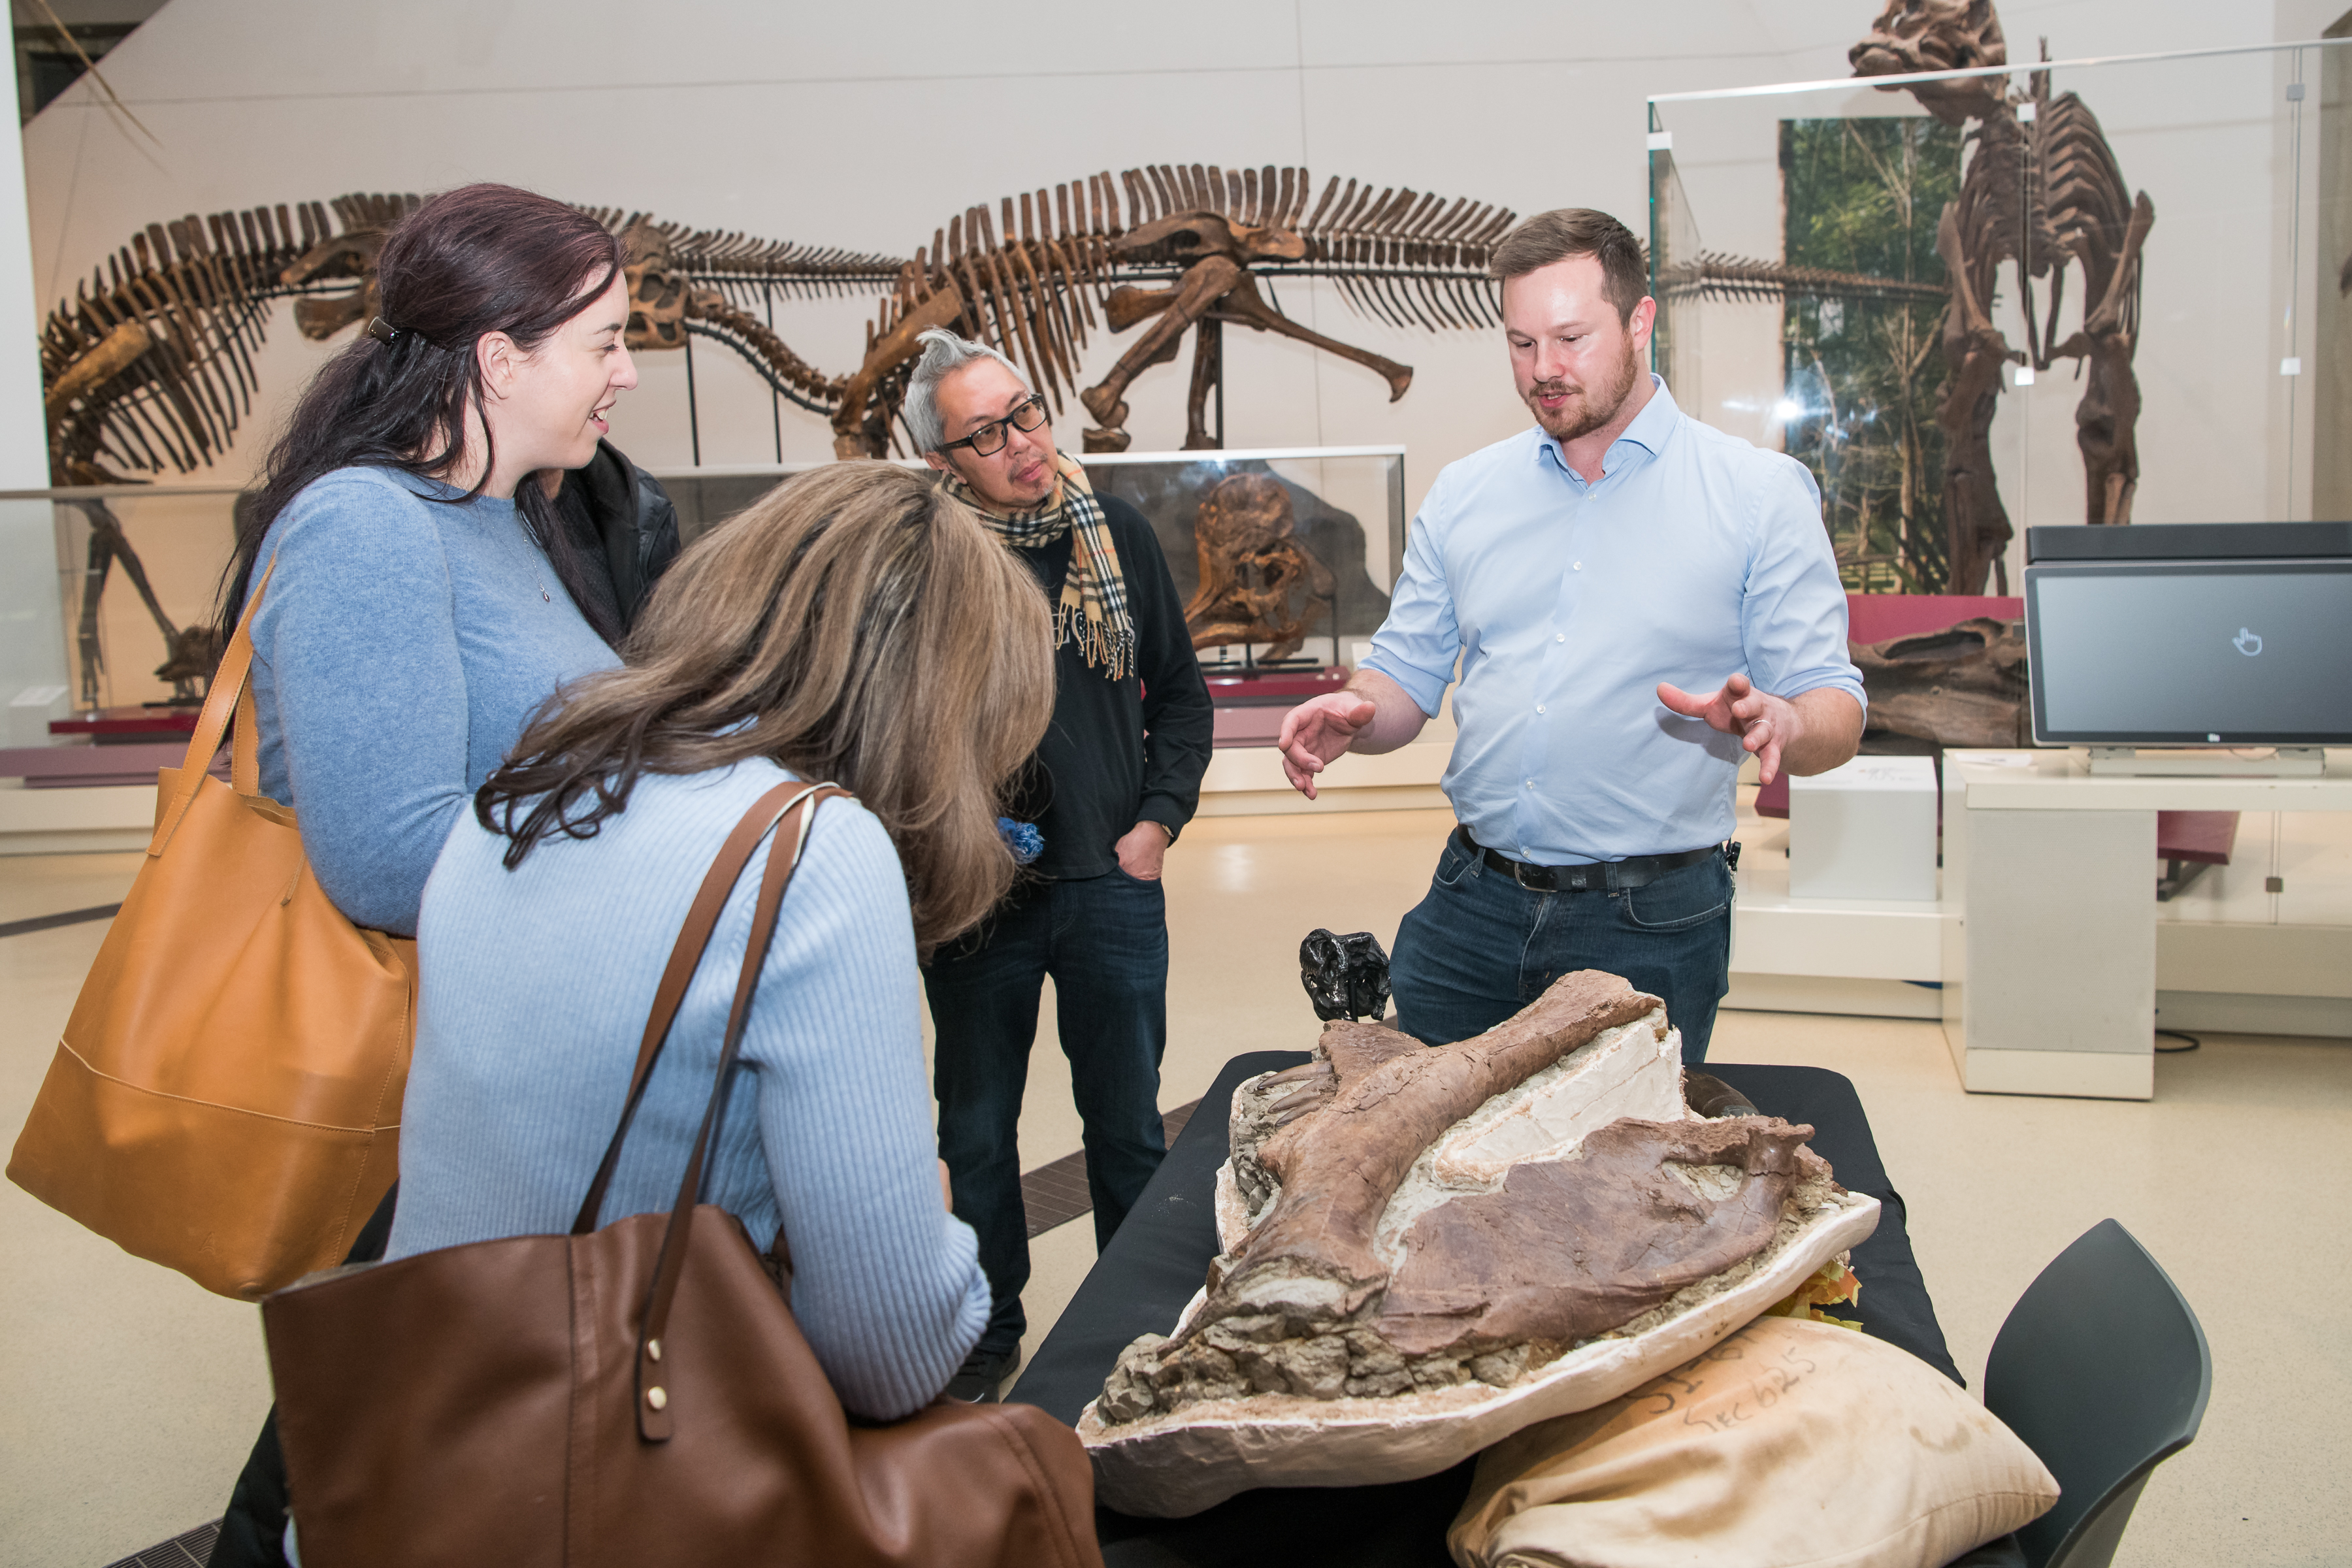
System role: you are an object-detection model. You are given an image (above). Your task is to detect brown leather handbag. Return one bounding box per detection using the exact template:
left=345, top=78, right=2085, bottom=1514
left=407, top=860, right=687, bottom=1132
left=8, top=561, right=414, bottom=1301
left=262, top=781, right=1105, bottom=1568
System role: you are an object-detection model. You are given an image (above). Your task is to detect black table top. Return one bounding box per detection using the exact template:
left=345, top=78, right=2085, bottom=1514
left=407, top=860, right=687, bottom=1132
left=1009, top=1054, right=1959, bottom=1568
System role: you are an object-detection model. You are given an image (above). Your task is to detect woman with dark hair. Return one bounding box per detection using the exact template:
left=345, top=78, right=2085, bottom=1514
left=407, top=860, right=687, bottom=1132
left=206, top=182, right=649, bottom=1568
left=222, top=180, right=641, bottom=938
left=382, top=461, right=1053, bottom=1433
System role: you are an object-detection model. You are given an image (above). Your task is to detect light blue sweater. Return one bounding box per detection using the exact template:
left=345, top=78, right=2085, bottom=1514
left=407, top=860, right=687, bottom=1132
left=389, top=761, right=992, bottom=1421
left=247, top=466, right=619, bottom=935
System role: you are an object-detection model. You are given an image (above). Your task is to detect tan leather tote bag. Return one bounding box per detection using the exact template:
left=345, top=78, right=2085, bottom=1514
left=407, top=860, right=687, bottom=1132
left=262, top=781, right=1103, bottom=1568
left=8, top=562, right=414, bottom=1301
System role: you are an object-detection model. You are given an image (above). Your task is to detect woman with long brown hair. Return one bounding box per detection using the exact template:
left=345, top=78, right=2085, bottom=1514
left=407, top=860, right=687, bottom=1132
left=383, top=462, right=1054, bottom=1422
left=224, top=181, right=644, bottom=938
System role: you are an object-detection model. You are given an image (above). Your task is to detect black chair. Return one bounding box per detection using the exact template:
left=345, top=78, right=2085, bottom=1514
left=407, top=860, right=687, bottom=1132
left=1982, top=1219, right=2212, bottom=1568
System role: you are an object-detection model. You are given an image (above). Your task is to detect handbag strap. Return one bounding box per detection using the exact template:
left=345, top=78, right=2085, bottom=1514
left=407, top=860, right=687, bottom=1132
left=149, top=556, right=276, bottom=857
left=559, top=777, right=849, bottom=1444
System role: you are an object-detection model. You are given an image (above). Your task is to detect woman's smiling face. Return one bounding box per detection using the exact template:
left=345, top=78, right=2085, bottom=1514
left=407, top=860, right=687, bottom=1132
left=486, top=271, right=638, bottom=480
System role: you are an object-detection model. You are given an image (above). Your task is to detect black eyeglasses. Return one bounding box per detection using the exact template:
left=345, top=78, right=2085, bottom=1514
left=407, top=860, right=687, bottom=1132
left=939, top=394, right=1048, bottom=457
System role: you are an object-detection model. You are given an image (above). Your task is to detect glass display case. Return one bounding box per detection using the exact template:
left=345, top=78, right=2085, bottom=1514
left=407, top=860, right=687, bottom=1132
left=44, top=483, right=241, bottom=717
left=669, top=446, right=1409, bottom=672
left=1084, top=446, right=1405, bottom=672
left=27, top=444, right=1407, bottom=725
left=1646, top=38, right=2344, bottom=597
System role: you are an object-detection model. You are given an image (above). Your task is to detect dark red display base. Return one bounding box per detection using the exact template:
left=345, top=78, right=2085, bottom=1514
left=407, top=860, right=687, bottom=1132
left=50, top=706, right=201, bottom=745
left=1203, top=664, right=1348, bottom=708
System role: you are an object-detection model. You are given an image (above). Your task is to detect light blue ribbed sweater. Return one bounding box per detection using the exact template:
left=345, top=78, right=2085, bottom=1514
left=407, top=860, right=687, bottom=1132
left=247, top=466, right=619, bottom=936
left=387, top=760, right=992, bottom=1421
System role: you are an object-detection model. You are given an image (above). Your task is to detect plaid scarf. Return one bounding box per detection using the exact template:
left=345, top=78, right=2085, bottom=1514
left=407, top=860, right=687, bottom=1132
left=941, top=451, right=1135, bottom=680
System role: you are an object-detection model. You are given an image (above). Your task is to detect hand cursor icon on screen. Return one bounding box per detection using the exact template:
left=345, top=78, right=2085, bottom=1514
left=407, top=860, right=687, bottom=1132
left=2232, top=627, right=2262, bottom=657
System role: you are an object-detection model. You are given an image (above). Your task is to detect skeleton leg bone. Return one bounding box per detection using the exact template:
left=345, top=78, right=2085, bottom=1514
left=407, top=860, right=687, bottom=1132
left=1210, top=273, right=1413, bottom=401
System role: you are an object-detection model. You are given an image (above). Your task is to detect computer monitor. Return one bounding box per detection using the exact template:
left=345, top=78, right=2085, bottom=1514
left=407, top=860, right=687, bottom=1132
left=2023, top=523, right=2352, bottom=747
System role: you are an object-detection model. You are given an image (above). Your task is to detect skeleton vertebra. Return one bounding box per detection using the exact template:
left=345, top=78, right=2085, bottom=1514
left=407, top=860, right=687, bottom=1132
left=1852, top=0, right=2155, bottom=591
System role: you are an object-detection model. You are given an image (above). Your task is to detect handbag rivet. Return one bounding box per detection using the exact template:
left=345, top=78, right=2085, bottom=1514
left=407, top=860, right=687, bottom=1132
left=647, top=1338, right=662, bottom=1362
left=646, top=1386, right=668, bottom=1411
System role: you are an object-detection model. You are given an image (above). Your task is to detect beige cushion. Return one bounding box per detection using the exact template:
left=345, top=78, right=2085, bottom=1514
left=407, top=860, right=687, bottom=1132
left=1447, top=1317, right=2057, bottom=1568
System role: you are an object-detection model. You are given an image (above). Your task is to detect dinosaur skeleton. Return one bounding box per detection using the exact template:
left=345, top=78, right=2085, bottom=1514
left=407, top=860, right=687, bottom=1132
left=1852, top=0, right=2156, bottom=593
left=1657, top=251, right=1952, bottom=308
left=37, top=171, right=1513, bottom=693
left=826, top=163, right=1517, bottom=457
left=42, top=166, right=1514, bottom=483
left=38, top=191, right=904, bottom=486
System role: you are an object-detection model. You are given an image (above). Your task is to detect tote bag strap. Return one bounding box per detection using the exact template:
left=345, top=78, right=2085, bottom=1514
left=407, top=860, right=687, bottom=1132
left=631, top=783, right=850, bottom=1439
left=149, top=555, right=276, bottom=857
left=569, top=779, right=845, bottom=1236
left=562, top=778, right=849, bottom=1443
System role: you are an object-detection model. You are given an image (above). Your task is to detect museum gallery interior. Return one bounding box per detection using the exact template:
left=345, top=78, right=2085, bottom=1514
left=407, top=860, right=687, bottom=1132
left=0, top=2, right=2347, bottom=1566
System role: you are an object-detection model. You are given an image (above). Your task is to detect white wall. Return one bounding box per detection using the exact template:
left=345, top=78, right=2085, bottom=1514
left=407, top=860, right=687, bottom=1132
left=16, top=1, right=2335, bottom=547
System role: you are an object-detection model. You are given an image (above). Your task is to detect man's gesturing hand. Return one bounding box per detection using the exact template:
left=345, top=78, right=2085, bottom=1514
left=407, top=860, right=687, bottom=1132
left=1657, top=674, right=1806, bottom=785
left=1277, top=694, right=1379, bottom=799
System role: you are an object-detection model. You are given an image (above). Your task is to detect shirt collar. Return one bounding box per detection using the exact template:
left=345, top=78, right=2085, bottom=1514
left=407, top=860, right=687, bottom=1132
left=1535, top=374, right=1681, bottom=480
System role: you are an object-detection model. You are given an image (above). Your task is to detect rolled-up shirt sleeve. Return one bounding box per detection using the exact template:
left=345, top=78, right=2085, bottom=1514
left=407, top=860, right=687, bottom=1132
left=1739, top=458, right=1867, bottom=717
left=1361, top=479, right=1462, bottom=718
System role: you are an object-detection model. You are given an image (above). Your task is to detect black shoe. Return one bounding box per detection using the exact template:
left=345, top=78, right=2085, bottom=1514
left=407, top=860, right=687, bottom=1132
left=1684, top=1071, right=1759, bottom=1119
left=944, top=1345, right=1020, bottom=1404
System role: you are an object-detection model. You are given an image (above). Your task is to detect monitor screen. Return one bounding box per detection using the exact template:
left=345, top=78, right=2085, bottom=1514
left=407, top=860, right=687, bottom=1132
left=2025, top=560, right=2352, bottom=745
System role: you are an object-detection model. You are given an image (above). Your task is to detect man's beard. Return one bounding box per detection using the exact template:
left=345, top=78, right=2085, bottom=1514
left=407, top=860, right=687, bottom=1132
left=1526, top=340, right=1642, bottom=442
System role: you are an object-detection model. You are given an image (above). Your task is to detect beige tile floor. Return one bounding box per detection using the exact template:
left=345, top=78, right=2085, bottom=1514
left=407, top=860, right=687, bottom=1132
left=5, top=815, right=2347, bottom=1566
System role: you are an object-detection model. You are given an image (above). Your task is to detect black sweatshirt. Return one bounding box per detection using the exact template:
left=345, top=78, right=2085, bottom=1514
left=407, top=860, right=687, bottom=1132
left=1005, top=493, right=1213, bottom=881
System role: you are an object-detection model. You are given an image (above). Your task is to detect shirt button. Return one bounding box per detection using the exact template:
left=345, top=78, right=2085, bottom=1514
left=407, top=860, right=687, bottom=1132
left=1536, top=705, right=1546, bottom=715
left=1573, top=561, right=1584, bottom=571
left=1526, top=779, right=1536, bottom=789
left=1555, top=633, right=1566, bottom=643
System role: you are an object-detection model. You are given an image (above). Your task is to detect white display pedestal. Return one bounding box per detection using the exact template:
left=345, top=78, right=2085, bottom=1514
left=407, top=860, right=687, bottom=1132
left=1789, top=755, right=1938, bottom=902
left=1941, top=749, right=2352, bottom=1100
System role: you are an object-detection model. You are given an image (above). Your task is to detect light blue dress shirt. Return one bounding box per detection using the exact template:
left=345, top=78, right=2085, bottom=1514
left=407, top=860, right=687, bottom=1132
left=1362, top=377, right=1865, bottom=864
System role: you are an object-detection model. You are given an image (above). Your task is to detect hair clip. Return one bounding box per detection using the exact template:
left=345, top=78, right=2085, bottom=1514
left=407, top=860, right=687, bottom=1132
left=365, top=316, right=402, bottom=346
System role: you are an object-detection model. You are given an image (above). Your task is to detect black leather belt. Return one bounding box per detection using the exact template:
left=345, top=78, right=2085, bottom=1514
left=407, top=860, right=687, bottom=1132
left=1456, top=825, right=1727, bottom=892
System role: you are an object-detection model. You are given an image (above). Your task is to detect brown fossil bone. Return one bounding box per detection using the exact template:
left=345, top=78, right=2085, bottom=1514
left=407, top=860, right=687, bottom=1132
left=1094, top=969, right=1857, bottom=1438
left=1209, top=973, right=1661, bottom=1332
left=1853, top=0, right=2155, bottom=589
left=1183, top=473, right=1336, bottom=661
left=1850, top=615, right=2028, bottom=748
left=1375, top=1115, right=1818, bottom=1357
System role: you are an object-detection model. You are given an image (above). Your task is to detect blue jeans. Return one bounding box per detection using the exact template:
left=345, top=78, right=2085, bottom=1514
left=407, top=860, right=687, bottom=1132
left=1389, top=832, right=1733, bottom=1064
left=924, top=869, right=1169, bottom=1356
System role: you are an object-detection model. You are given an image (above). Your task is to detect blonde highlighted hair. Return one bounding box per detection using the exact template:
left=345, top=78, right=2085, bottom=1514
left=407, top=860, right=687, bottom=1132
left=478, top=463, right=1054, bottom=951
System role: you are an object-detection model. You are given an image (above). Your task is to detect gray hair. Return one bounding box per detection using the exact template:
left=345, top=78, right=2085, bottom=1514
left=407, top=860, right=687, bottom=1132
left=904, top=327, right=1028, bottom=454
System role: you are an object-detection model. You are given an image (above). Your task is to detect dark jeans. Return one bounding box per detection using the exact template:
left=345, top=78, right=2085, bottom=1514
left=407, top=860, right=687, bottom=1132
left=1389, top=831, right=1733, bottom=1064
left=924, top=869, right=1169, bottom=1358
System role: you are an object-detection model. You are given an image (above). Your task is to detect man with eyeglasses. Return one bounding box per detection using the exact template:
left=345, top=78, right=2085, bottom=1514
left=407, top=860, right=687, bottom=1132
left=909, top=327, right=1213, bottom=1403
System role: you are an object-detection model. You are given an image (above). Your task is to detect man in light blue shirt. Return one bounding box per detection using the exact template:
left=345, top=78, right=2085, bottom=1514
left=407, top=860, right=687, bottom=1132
left=1279, top=208, right=1865, bottom=1062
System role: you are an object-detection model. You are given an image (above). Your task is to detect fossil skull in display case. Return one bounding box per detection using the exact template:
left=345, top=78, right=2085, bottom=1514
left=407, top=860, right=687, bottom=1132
left=1079, top=970, right=1880, bottom=1516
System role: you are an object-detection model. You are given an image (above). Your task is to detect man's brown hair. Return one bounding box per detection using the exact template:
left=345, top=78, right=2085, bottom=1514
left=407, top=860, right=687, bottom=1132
left=476, top=463, right=1054, bottom=953
left=1489, top=208, right=1648, bottom=323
